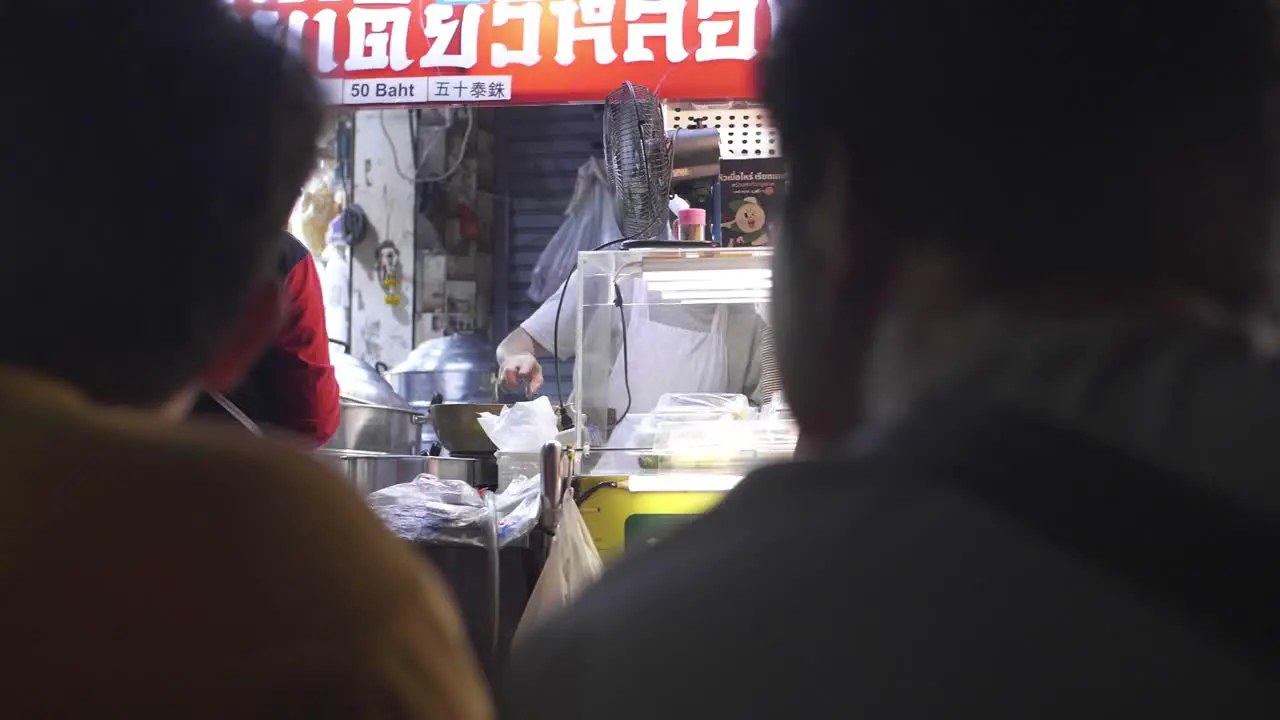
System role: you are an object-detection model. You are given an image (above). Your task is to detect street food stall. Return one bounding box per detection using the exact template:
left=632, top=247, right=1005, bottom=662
left=228, top=0, right=786, bottom=677
left=563, top=245, right=795, bottom=558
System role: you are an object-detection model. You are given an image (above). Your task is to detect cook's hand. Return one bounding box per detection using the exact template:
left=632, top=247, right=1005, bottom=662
left=500, top=353, right=544, bottom=397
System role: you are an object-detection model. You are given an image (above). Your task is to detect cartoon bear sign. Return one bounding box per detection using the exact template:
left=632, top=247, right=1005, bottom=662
left=723, top=197, right=771, bottom=246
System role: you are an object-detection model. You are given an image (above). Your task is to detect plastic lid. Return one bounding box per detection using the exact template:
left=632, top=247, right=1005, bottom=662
left=677, top=208, right=706, bottom=224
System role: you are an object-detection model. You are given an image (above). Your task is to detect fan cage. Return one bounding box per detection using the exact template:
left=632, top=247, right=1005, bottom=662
left=604, top=83, right=673, bottom=242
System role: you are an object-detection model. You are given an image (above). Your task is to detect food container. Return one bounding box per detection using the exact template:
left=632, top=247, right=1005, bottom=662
left=317, top=451, right=481, bottom=495
left=496, top=451, right=542, bottom=492
left=677, top=207, right=706, bottom=243
left=650, top=393, right=751, bottom=422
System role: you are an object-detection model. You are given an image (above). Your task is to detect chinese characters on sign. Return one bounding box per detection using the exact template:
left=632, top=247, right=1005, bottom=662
left=227, top=0, right=771, bottom=105
left=342, top=76, right=512, bottom=105
left=429, top=76, right=511, bottom=102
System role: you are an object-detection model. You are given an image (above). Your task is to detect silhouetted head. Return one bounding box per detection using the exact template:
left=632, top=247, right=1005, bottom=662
left=763, top=0, right=1279, bottom=444
left=1, top=1, right=322, bottom=412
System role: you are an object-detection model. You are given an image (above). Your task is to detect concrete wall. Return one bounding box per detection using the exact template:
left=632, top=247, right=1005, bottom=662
left=351, top=109, right=417, bottom=367
left=349, top=108, right=498, bottom=368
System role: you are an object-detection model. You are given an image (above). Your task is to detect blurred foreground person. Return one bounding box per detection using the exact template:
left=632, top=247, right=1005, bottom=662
left=503, top=1, right=1280, bottom=717
left=0, top=3, right=489, bottom=717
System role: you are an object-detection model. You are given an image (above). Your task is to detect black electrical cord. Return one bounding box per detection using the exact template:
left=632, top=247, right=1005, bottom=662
left=334, top=117, right=367, bottom=347
left=550, top=237, right=625, bottom=418
left=335, top=117, right=368, bottom=247
left=549, top=214, right=662, bottom=431
left=552, top=83, right=674, bottom=430
left=337, top=118, right=355, bottom=199
left=575, top=480, right=619, bottom=505
left=613, top=282, right=632, bottom=428
left=407, top=109, right=419, bottom=163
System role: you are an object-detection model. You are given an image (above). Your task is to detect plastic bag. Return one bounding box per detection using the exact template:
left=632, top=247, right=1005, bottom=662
left=367, top=474, right=541, bottom=547
left=760, top=391, right=793, bottom=424
left=527, top=158, right=621, bottom=303
left=514, top=495, right=603, bottom=642
left=477, top=396, right=560, bottom=452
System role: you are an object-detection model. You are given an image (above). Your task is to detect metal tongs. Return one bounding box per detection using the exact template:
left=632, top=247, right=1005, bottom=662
left=208, top=391, right=264, bottom=437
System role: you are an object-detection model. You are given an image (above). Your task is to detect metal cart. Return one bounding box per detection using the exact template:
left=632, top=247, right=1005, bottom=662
left=413, top=441, right=569, bottom=685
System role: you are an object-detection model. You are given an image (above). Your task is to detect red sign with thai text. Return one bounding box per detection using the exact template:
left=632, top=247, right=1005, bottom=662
left=226, top=0, right=774, bottom=106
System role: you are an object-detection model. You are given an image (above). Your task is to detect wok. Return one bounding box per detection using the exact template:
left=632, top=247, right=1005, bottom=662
left=430, top=403, right=506, bottom=454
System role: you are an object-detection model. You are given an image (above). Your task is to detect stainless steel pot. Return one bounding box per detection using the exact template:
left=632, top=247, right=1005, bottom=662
left=318, top=451, right=481, bottom=495
left=332, top=353, right=406, bottom=407
left=387, top=334, right=499, bottom=406
left=326, top=399, right=426, bottom=456
left=393, top=370, right=499, bottom=407
left=325, top=352, right=426, bottom=454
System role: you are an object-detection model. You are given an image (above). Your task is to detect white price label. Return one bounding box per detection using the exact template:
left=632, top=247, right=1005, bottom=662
left=341, top=78, right=428, bottom=105
left=337, top=77, right=512, bottom=105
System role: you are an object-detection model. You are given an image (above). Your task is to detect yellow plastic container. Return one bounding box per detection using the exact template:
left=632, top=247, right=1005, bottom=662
left=575, top=476, right=725, bottom=561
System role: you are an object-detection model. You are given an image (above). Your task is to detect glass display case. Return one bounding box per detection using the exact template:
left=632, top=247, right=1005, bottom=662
left=570, top=246, right=795, bottom=484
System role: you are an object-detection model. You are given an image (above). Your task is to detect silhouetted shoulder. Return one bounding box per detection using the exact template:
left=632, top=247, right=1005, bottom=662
left=0, top=402, right=492, bottom=717
left=504, top=450, right=1277, bottom=719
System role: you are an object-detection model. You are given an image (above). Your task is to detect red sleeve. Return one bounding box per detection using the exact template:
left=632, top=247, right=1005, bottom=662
left=274, top=254, right=342, bottom=447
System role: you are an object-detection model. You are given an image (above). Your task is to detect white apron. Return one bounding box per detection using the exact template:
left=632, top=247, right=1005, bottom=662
left=591, top=298, right=731, bottom=473
left=607, top=299, right=732, bottom=415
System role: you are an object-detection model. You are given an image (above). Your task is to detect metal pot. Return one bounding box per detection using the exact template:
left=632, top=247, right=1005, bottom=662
left=332, top=353, right=406, bottom=407
left=387, top=334, right=499, bottom=406
left=429, top=403, right=507, bottom=454
left=326, top=351, right=426, bottom=454
left=318, top=451, right=481, bottom=495
left=326, top=399, right=426, bottom=456
left=394, top=370, right=498, bottom=407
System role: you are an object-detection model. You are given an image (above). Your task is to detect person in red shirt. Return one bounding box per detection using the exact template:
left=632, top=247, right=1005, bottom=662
left=194, top=231, right=341, bottom=447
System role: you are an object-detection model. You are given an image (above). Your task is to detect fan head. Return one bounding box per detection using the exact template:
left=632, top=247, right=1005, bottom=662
left=602, top=82, right=672, bottom=242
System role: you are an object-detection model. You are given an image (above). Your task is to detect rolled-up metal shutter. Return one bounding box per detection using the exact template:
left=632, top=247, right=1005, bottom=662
left=493, top=105, right=604, bottom=403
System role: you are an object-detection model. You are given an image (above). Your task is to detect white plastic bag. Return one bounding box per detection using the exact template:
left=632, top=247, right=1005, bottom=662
left=515, top=496, right=604, bottom=642
left=477, top=396, right=560, bottom=452
left=527, top=158, right=621, bottom=303
left=366, top=474, right=541, bottom=547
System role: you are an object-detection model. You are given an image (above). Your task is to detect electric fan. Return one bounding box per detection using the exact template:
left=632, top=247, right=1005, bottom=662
left=602, top=82, right=673, bottom=245
left=548, top=82, right=721, bottom=418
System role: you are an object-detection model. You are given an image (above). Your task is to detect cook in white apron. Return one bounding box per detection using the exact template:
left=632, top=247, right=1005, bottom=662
left=608, top=300, right=731, bottom=413
left=597, top=295, right=732, bottom=465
